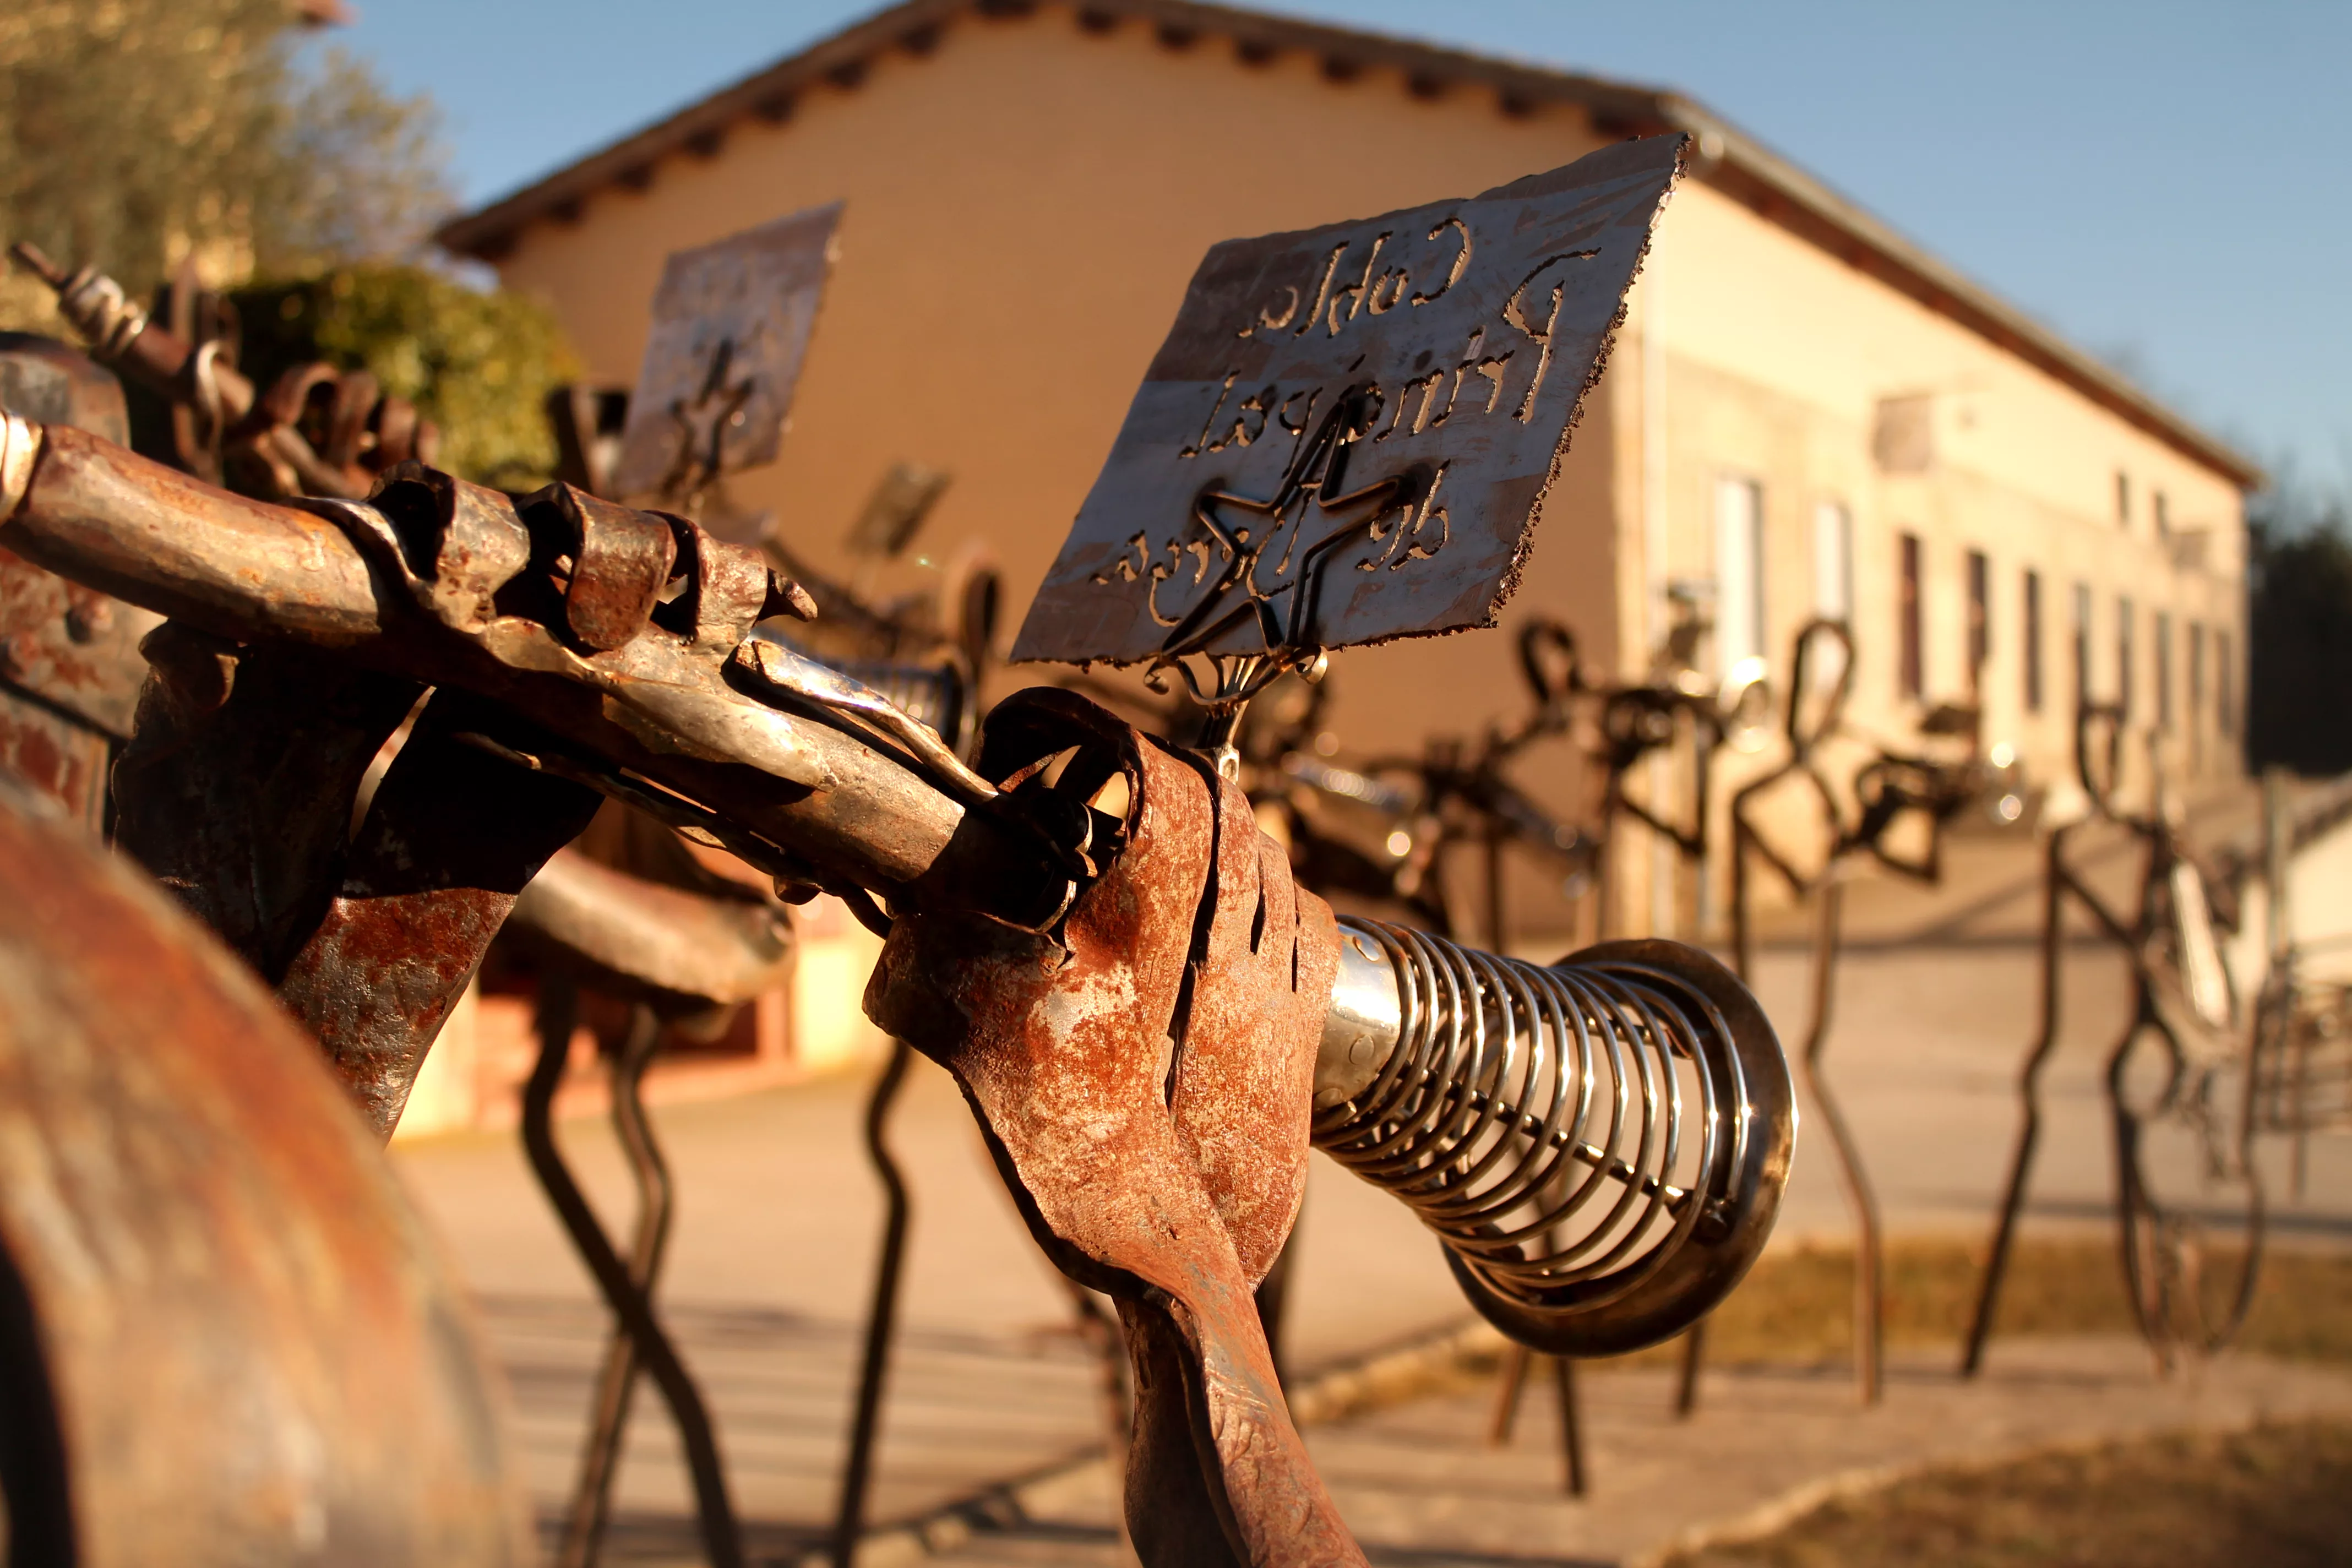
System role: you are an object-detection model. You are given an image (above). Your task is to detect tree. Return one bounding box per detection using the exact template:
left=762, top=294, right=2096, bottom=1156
left=2, top=6, right=582, bottom=489
left=0, top=2, right=450, bottom=300
left=2246, top=481, right=2352, bottom=775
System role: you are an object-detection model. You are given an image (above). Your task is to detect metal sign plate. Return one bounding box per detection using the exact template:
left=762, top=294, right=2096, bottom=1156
left=1012, top=137, right=1685, bottom=667
left=609, top=202, right=842, bottom=500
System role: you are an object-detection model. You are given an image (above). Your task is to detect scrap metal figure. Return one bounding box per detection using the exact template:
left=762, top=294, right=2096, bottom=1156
left=1963, top=701, right=2264, bottom=1376
left=0, top=137, right=1799, bottom=1566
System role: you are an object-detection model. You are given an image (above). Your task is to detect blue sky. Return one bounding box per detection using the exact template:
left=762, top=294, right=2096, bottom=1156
left=324, top=1, right=2349, bottom=498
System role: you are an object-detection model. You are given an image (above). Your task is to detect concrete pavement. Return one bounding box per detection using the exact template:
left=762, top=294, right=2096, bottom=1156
left=386, top=925, right=2351, bottom=1564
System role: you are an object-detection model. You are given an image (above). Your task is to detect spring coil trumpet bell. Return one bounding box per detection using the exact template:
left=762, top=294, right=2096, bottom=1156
left=1313, top=919, right=1795, bottom=1356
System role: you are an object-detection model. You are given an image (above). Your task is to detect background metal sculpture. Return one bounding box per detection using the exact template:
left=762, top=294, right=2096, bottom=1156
left=1702, top=619, right=2002, bottom=1406
left=1963, top=703, right=2264, bottom=1377
left=2247, top=768, right=2352, bottom=1198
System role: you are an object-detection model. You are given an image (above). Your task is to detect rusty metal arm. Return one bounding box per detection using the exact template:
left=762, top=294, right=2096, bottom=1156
left=0, top=417, right=1049, bottom=921
left=0, top=415, right=1792, bottom=1369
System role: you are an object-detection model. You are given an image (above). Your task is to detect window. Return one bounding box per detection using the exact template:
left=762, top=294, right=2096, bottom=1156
left=1812, top=500, right=1853, bottom=622
left=2217, top=631, right=2235, bottom=737
left=1811, top=499, right=1853, bottom=689
left=1899, top=533, right=1924, bottom=699
left=2116, top=469, right=2132, bottom=528
left=2116, top=596, right=2135, bottom=719
left=2072, top=582, right=2092, bottom=710
left=2154, top=611, right=2173, bottom=730
left=1714, top=477, right=1766, bottom=670
left=2188, top=622, right=2206, bottom=768
left=2154, top=490, right=2171, bottom=540
left=1966, top=549, right=1990, bottom=695
left=2023, top=569, right=2044, bottom=714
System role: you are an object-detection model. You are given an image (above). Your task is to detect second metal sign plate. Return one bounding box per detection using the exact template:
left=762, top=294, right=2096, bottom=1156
left=609, top=202, right=842, bottom=501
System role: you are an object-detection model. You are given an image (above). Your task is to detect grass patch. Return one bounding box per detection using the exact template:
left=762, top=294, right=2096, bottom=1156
left=1608, top=1237, right=2352, bottom=1369
left=1654, top=1418, right=2352, bottom=1568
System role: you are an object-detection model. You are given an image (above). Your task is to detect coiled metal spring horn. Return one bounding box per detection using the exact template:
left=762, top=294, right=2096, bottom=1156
left=1313, top=918, right=1795, bottom=1355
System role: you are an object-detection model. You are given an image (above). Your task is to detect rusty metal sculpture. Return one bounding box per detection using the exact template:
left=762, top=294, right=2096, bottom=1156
left=0, top=135, right=1795, bottom=1567
left=0, top=411, right=1787, bottom=1568
left=1963, top=703, right=2263, bottom=1376
left=1691, top=619, right=2008, bottom=1406
left=0, top=771, right=529, bottom=1564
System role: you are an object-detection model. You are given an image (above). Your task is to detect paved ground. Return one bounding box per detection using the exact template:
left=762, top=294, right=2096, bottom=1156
left=386, top=803, right=2352, bottom=1566
left=955, top=1343, right=2352, bottom=1568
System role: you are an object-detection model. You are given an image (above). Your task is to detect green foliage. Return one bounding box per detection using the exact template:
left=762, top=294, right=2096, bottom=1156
left=233, top=266, right=582, bottom=489
left=2248, top=481, right=2352, bottom=775
left=0, top=1, right=449, bottom=306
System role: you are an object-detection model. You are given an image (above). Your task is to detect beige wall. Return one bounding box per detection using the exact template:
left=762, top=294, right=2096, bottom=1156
left=1645, top=182, right=2243, bottom=796
left=489, top=1, right=2245, bottom=940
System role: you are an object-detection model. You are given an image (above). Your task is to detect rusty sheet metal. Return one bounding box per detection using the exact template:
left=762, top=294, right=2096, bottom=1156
left=276, top=688, right=604, bottom=1136
left=1014, top=136, right=1685, bottom=668
left=867, top=688, right=1355, bottom=1568
left=0, top=546, right=159, bottom=740
left=0, top=773, right=528, bottom=1564
left=0, top=337, right=159, bottom=742
left=0, top=331, right=129, bottom=444
left=0, top=687, right=111, bottom=829
left=607, top=204, right=841, bottom=500
left=113, top=630, right=422, bottom=979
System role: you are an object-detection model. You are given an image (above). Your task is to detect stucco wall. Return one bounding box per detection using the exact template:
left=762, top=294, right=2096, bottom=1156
left=486, top=1, right=2245, bottom=940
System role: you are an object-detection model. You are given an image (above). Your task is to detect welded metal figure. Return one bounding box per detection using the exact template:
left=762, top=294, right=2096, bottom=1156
left=0, top=139, right=1793, bottom=1559
left=12, top=241, right=768, bottom=1563
left=1680, top=620, right=2006, bottom=1407
left=1963, top=702, right=2263, bottom=1377
left=0, top=405, right=1794, bottom=1568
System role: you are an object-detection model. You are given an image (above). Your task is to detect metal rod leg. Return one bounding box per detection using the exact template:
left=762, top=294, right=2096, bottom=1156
left=1485, top=1343, right=1531, bottom=1445
left=1961, top=840, right=2067, bottom=1378
left=560, top=1005, right=672, bottom=1568
left=1672, top=1324, right=1705, bottom=1418
left=1799, top=880, right=1881, bottom=1404
left=1675, top=819, right=1758, bottom=1418
left=833, top=1039, right=915, bottom=1568
left=524, top=978, right=743, bottom=1568
left=1552, top=1356, right=1586, bottom=1498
